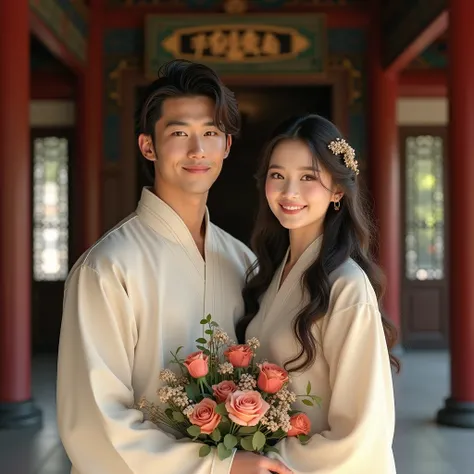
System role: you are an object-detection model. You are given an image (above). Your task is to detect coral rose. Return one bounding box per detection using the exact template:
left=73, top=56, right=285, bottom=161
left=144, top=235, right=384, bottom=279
left=184, top=351, right=209, bottom=379
left=188, top=398, right=222, bottom=435
left=212, top=380, right=238, bottom=403
left=287, top=413, right=311, bottom=437
left=224, top=344, right=254, bottom=368
left=225, top=390, right=270, bottom=426
left=257, top=362, right=289, bottom=394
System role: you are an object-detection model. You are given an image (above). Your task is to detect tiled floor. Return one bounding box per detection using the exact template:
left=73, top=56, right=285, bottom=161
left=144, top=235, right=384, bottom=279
left=1, top=352, right=474, bottom=474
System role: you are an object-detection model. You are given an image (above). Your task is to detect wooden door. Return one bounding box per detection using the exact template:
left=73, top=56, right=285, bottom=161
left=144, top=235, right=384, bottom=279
left=31, top=128, right=75, bottom=353
left=400, top=127, right=449, bottom=349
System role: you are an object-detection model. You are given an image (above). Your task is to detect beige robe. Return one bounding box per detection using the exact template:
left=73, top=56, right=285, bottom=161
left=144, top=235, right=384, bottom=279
left=246, top=236, right=396, bottom=474
left=57, top=188, right=255, bottom=474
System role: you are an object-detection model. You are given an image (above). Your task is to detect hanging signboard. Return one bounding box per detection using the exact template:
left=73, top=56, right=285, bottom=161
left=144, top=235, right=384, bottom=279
left=145, top=14, right=327, bottom=77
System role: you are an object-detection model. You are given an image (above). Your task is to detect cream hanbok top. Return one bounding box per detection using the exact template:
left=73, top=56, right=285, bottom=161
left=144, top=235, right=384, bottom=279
left=57, top=188, right=255, bottom=474
left=246, top=236, right=396, bottom=473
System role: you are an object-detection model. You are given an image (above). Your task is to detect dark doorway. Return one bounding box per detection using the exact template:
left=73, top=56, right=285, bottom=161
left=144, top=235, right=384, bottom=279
left=136, top=85, right=332, bottom=245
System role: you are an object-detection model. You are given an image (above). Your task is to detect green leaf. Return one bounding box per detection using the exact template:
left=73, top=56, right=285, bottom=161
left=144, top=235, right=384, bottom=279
left=312, top=396, right=322, bottom=407
left=240, top=436, right=255, bottom=452
left=224, top=433, right=238, bottom=450
left=237, top=426, right=257, bottom=435
left=218, top=421, right=231, bottom=436
left=200, top=319, right=208, bottom=325
left=165, top=408, right=174, bottom=420
left=196, top=338, right=207, bottom=344
left=205, top=329, right=214, bottom=335
left=211, top=428, right=221, bottom=442
left=217, top=442, right=232, bottom=460
left=206, top=314, right=212, bottom=322
left=211, top=321, right=219, bottom=327
left=302, top=399, right=314, bottom=407
left=298, top=434, right=311, bottom=445
left=187, top=425, right=201, bottom=438
left=172, top=411, right=185, bottom=422
left=214, top=403, right=228, bottom=415
left=199, top=444, right=212, bottom=457
left=176, top=346, right=183, bottom=354
left=252, top=431, right=266, bottom=451
left=306, top=381, right=311, bottom=396
left=264, top=446, right=281, bottom=455
left=196, top=345, right=211, bottom=355
left=185, top=383, right=197, bottom=400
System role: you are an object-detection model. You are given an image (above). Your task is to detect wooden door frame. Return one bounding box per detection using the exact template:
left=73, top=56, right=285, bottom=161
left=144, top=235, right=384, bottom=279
left=30, top=127, right=76, bottom=353
left=118, top=68, right=351, bottom=218
left=399, top=125, right=449, bottom=349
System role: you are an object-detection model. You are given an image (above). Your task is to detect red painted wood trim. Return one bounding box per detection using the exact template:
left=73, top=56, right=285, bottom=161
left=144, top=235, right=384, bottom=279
left=447, top=0, right=474, bottom=402
left=29, top=10, right=85, bottom=75
left=386, top=10, right=448, bottom=74
left=0, top=0, right=32, bottom=402
left=104, top=7, right=370, bottom=29
left=399, top=70, right=447, bottom=97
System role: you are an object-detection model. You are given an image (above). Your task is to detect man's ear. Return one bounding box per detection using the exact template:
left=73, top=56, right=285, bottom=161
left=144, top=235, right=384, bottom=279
left=138, top=134, right=156, bottom=161
left=224, top=134, right=232, bottom=159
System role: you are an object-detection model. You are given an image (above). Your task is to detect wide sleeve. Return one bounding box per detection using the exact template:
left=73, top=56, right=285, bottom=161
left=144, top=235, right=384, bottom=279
left=268, top=303, right=396, bottom=474
left=57, top=264, right=234, bottom=474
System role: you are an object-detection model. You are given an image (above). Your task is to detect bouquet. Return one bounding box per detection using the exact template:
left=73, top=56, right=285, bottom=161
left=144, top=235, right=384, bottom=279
left=139, top=314, right=321, bottom=460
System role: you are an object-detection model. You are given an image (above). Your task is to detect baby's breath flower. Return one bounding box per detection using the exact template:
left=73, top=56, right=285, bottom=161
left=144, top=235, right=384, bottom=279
left=159, top=369, right=178, bottom=386
left=157, top=385, right=191, bottom=409
left=246, top=337, right=260, bottom=351
left=237, top=373, right=257, bottom=391
left=210, top=328, right=231, bottom=345
left=218, top=362, right=234, bottom=375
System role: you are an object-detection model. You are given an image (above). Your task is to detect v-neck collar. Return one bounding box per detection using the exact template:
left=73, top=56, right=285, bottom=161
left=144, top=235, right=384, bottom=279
left=273, top=234, right=324, bottom=302
left=136, top=187, right=212, bottom=274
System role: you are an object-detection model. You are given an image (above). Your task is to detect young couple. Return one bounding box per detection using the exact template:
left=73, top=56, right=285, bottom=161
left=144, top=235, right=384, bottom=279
left=57, top=59, right=398, bottom=474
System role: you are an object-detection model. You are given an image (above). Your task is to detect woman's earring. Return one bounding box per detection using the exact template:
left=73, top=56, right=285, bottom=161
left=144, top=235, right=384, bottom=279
left=334, top=200, right=341, bottom=211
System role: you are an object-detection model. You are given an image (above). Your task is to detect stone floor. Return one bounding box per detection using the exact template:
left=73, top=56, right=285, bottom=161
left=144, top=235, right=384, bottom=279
left=1, top=351, right=474, bottom=474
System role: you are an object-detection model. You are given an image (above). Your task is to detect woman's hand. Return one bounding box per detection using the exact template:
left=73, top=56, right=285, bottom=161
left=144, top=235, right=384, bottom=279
left=230, top=451, right=293, bottom=474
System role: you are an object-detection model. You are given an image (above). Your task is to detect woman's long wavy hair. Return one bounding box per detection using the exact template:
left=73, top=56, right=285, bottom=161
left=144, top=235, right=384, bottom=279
left=236, top=114, right=400, bottom=373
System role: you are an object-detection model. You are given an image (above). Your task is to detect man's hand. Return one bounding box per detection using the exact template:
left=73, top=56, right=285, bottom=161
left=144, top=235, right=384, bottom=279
left=230, top=451, right=293, bottom=474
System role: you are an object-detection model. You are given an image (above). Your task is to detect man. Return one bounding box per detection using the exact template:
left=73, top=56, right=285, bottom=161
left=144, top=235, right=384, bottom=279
left=57, top=60, right=291, bottom=474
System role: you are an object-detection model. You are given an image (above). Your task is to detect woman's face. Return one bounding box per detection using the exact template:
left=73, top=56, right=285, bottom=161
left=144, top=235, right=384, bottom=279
left=265, top=139, right=339, bottom=234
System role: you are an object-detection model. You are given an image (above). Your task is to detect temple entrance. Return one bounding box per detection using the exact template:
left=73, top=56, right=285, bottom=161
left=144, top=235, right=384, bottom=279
left=135, top=85, right=332, bottom=245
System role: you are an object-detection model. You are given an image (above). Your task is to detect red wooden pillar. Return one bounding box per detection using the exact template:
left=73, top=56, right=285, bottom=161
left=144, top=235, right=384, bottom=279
left=79, top=0, right=103, bottom=251
left=368, top=2, right=401, bottom=335
left=437, top=0, right=474, bottom=428
left=0, top=1, right=42, bottom=428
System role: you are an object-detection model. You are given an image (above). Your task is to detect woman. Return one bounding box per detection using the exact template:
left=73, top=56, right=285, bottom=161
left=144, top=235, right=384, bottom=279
left=236, top=114, right=399, bottom=473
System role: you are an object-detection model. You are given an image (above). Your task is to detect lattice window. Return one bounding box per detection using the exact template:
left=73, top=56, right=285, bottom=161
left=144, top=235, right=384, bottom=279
left=33, top=137, right=69, bottom=281
left=405, top=135, right=444, bottom=281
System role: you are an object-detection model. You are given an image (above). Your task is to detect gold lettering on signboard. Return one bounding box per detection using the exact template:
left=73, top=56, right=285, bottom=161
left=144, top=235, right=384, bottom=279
left=161, top=24, right=309, bottom=63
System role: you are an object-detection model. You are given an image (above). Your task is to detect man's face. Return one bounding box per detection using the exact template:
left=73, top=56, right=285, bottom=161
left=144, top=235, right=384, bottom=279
left=139, top=95, right=232, bottom=199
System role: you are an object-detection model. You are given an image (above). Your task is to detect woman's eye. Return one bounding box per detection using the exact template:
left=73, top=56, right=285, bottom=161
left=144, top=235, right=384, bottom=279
left=302, top=175, right=317, bottom=181
left=269, top=172, right=283, bottom=179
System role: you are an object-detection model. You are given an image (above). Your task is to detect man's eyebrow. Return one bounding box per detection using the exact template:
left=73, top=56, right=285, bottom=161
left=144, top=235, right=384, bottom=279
left=164, top=120, right=215, bottom=128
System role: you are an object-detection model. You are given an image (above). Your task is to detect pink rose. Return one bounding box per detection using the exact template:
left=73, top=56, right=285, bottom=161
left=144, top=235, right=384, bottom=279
left=184, top=351, right=209, bottom=379
left=287, top=413, right=311, bottom=437
left=257, top=362, right=289, bottom=394
left=225, top=390, right=270, bottom=426
left=212, top=380, right=238, bottom=403
left=188, top=398, right=222, bottom=435
left=224, top=344, right=253, bottom=368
